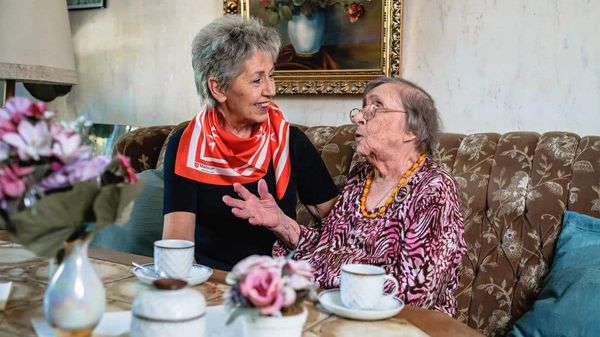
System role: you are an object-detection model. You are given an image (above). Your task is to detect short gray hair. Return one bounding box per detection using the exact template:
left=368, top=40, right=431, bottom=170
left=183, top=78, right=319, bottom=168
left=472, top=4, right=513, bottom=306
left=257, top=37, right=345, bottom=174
left=364, top=77, right=441, bottom=155
left=191, top=16, right=281, bottom=109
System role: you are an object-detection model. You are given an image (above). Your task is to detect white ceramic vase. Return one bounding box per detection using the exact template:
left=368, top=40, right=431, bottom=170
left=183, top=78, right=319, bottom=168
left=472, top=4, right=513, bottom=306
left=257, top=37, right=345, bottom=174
left=242, top=307, right=308, bottom=337
left=43, top=237, right=106, bottom=336
left=287, top=11, right=326, bottom=56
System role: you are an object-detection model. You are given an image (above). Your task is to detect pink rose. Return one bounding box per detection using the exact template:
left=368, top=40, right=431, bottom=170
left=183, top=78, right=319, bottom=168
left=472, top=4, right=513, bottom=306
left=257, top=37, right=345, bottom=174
left=0, top=164, right=34, bottom=199
left=346, top=3, right=365, bottom=23
left=239, top=270, right=285, bottom=315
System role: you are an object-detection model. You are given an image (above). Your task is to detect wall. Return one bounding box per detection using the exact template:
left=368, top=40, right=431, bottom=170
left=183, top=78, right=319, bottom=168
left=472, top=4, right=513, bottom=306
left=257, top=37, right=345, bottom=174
left=49, top=0, right=600, bottom=135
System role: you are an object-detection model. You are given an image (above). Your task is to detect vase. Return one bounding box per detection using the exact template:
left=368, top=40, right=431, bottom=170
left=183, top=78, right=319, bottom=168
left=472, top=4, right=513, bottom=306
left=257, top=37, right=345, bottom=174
left=287, top=11, right=326, bottom=56
left=43, top=237, right=106, bottom=337
left=242, top=307, right=308, bottom=337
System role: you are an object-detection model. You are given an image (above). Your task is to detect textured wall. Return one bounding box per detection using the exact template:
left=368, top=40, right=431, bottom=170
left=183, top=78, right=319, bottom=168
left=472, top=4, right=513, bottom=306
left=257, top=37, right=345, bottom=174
left=48, top=0, right=600, bottom=135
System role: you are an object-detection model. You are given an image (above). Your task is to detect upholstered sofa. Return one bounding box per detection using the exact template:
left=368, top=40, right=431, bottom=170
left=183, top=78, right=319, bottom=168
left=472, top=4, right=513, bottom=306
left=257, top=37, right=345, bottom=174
left=105, top=122, right=600, bottom=336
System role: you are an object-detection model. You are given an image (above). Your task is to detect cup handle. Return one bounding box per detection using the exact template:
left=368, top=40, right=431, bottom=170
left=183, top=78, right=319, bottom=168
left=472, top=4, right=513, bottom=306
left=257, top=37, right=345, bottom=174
left=383, top=274, right=399, bottom=297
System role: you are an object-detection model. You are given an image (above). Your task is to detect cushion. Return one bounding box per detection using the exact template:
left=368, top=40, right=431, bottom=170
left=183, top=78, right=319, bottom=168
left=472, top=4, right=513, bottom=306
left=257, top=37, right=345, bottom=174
left=91, top=169, right=164, bottom=257
left=509, top=211, right=600, bottom=337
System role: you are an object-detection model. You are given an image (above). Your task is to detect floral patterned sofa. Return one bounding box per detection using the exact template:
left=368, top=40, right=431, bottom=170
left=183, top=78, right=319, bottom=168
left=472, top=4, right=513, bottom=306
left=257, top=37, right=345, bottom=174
left=114, top=123, right=600, bottom=337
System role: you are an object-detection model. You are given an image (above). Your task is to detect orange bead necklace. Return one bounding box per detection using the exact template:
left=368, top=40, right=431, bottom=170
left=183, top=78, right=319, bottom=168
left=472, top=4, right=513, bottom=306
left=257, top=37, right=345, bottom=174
left=360, top=153, right=427, bottom=219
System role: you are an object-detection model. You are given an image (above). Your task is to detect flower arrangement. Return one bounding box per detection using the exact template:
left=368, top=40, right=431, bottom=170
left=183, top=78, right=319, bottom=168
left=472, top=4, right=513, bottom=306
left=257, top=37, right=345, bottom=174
left=0, top=97, right=141, bottom=259
left=224, top=255, right=316, bottom=323
left=259, top=0, right=369, bottom=26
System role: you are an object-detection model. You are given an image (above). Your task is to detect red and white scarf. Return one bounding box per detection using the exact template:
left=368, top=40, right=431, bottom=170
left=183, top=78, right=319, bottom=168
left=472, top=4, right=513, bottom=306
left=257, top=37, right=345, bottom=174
left=175, top=102, right=291, bottom=200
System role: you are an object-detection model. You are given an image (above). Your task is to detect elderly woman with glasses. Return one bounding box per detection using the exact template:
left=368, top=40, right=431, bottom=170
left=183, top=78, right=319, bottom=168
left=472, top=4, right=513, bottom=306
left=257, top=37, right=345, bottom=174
left=223, top=77, right=466, bottom=316
left=162, top=16, right=339, bottom=271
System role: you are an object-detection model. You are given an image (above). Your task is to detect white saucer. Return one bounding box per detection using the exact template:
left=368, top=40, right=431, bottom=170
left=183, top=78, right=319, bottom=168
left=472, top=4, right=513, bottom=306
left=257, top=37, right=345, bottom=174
left=132, top=263, right=213, bottom=286
left=318, top=289, right=404, bottom=321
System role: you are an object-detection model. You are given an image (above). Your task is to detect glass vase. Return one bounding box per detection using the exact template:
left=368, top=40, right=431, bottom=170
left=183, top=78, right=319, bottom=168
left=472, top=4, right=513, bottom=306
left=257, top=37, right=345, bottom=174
left=43, top=236, right=106, bottom=337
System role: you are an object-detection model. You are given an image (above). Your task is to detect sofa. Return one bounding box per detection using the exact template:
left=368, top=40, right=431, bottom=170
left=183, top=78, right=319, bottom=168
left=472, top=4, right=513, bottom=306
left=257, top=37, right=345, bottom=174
left=101, top=122, right=600, bottom=336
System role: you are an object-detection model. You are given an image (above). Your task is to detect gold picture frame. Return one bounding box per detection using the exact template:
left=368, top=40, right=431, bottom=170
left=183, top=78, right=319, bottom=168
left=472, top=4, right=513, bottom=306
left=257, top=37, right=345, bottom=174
left=223, top=0, right=402, bottom=95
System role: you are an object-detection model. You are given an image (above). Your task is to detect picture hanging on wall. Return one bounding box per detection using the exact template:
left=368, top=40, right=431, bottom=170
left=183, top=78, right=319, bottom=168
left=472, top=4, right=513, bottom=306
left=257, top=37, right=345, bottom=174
left=223, top=0, right=403, bottom=95
left=67, top=0, right=106, bottom=10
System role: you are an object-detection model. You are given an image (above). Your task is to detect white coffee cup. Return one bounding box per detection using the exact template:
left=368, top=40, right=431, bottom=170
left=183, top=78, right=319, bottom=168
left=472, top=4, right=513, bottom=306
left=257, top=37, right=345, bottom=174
left=153, top=240, right=195, bottom=279
left=340, top=263, right=399, bottom=310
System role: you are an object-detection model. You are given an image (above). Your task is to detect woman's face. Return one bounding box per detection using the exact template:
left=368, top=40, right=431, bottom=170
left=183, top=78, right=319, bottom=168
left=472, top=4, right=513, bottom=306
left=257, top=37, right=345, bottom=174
left=217, top=51, right=276, bottom=128
left=354, top=83, right=415, bottom=159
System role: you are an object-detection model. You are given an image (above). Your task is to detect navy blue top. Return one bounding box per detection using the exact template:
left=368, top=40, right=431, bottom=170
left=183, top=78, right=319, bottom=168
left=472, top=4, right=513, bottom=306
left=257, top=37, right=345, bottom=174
left=163, top=126, right=338, bottom=270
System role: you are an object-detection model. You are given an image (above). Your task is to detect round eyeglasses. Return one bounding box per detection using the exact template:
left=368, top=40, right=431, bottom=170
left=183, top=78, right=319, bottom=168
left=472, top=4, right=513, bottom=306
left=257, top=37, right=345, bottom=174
left=349, top=104, right=407, bottom=123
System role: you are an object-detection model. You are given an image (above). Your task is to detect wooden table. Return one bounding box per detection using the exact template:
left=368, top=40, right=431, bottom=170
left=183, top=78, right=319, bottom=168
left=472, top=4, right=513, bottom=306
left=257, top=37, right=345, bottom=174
left=0, top=236, right=483, bottom=337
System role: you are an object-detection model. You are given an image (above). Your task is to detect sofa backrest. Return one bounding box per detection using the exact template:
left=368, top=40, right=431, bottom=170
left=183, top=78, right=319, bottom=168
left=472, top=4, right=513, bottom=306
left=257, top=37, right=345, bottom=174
left=114, top=124, right=600, bottom=337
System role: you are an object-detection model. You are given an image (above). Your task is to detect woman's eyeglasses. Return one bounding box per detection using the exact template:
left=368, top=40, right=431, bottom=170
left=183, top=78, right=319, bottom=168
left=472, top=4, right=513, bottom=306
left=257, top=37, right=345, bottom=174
left=349, top=104, right=406, bottom=122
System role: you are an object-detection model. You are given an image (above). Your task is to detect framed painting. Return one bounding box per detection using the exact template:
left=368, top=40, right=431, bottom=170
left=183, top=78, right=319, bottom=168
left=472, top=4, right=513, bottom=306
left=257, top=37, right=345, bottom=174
left=67, top=0, right=106, bottom=10
left=223, top=0, right=402, bottom=95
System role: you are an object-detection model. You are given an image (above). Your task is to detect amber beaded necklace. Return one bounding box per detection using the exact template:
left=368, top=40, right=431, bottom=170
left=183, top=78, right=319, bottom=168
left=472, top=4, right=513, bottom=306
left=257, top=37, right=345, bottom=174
left=360, top=153, right=427, bottom=218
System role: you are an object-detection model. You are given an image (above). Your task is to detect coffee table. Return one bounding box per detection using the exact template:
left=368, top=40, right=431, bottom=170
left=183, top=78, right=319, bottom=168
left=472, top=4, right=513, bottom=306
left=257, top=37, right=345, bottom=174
left=0, top=234, right=483, bottom=337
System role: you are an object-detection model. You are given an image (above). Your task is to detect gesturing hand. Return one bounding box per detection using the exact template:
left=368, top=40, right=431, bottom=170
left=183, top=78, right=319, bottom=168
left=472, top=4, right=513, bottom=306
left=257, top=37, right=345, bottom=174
left=222, top=179, right=282, bottom=229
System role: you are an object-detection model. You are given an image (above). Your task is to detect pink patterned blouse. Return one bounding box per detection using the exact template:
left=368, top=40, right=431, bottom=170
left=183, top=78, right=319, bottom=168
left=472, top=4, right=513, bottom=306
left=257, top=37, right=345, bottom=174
left=273, top=157, right=467, bottom=316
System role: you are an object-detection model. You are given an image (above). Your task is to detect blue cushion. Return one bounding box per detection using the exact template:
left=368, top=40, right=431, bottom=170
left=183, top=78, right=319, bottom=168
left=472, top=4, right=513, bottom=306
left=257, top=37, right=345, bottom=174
left=91, top=169, right=164, bottom=257
left=509, top=211, right=600, bottom=337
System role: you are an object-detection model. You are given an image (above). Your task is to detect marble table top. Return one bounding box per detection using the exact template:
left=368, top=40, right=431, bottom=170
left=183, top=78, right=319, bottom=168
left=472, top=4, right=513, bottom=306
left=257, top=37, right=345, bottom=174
left=0, top=236, right=483, bottom=337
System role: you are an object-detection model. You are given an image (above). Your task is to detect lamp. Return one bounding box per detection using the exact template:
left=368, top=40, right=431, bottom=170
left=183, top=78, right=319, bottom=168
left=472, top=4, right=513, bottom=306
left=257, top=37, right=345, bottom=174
left=0, top=0, right=77, bottom=104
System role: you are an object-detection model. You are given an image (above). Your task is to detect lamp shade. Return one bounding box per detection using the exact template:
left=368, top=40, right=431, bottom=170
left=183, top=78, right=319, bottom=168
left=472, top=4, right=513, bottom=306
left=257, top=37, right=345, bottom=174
left=0, top=0, right=77, bottom=85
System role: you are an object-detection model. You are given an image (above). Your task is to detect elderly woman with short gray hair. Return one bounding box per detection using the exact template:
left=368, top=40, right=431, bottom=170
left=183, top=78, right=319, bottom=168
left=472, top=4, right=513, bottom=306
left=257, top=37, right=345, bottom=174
left=162, top=16, right=338, bottom=271
left=224, top=77, right=467, bottom=316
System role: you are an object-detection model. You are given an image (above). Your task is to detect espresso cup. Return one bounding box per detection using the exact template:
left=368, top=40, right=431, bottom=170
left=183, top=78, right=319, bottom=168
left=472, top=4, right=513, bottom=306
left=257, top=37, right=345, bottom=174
left=340, top=263, right=399, bottom=310
left=153, top=240, right=195, bottom=279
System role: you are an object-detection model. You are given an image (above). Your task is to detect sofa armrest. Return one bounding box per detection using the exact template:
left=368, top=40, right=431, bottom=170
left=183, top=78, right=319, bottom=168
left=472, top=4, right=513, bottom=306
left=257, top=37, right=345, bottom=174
left=113, top=125, right=175, bottom=172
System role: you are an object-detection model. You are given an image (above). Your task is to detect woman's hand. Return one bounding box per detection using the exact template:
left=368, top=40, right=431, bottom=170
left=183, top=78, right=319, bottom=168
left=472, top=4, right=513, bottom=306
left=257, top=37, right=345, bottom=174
left=222, top=179, right=282, bottom=228
left=223, top=179, right=302, bottom=248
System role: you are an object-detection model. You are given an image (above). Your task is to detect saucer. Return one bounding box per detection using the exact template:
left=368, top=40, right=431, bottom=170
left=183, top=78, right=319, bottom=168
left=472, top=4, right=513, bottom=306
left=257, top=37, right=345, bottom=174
left=132, top=263, right=213, bottom=286
left=318, top=289, right=404, bottom=321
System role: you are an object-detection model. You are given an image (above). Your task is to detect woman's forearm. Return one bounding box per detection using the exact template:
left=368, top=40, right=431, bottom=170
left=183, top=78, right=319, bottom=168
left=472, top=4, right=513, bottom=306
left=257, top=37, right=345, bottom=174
left=270, top=210, right=302, bottom=249
left=163, top=212, right=196, bottom=242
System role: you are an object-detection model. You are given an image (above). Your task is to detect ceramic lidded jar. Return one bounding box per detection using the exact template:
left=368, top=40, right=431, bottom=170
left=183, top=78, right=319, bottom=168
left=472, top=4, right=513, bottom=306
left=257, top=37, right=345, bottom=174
left=130, top=279, right=206, bottom=337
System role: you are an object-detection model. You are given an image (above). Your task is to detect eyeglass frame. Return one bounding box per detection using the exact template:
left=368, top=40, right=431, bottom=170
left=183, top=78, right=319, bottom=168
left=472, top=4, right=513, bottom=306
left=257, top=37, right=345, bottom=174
left=349, top=104, right=407, bottom=123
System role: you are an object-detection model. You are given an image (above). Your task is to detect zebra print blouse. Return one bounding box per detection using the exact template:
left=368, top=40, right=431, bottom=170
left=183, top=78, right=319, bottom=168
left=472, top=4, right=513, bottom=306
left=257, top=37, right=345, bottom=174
left=273, top=157, right=466, bottom=316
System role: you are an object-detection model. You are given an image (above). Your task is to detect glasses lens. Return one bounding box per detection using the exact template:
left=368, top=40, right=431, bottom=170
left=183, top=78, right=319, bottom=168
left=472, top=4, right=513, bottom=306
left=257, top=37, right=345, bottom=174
left=349, top=108, right=360, bottom=121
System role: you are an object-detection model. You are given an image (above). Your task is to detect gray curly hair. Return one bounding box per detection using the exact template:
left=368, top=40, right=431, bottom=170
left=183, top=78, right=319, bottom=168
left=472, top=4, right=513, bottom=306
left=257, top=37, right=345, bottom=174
left=364, top=77, right=442, bottom=155
left=191, top=16, right=281, bottom=109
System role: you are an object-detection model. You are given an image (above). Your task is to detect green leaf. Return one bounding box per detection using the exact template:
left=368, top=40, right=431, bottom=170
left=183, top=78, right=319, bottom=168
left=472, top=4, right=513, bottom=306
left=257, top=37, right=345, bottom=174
left=9, top=180, right=100, bottom=258
left=226, top=306, right=261, bottom=325
left=265, top=11, right=280, bottom=26
left=279, top=5, right=293, bottom=21
left=92, top=181, right=143, bottom=233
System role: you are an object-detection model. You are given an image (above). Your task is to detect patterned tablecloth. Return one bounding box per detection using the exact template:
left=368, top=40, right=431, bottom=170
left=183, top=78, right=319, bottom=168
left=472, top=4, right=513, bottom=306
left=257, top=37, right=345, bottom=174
left=0, top=236, right=481, bottom=337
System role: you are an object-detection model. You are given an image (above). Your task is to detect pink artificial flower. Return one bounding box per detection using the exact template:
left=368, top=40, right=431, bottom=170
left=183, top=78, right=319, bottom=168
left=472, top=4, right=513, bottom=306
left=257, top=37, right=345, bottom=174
left=0, top=141, right=9, bottom=162
left=230, top=255, right=283, bottom=281
left=2, top=120, right=52, bottom=161
left=0, top=108, right=17, bottom=136
left=239, top=270, right=285, bottom=315
left=284, top=259, right=314, bottom=290
left=259, top=0, right=271, bottom=7
left=346, top=3, right=365, bottom=23
left=281, top=285, right=296, bottom=307
left=117, top=154, right=138, bottom=183
left=51, top=124, right=90, bottom=164
left=0, top=164, right=34, bottom=199
left=39, top=156, right=110, bottom=191
left=2, top=97, right=31, bottom=123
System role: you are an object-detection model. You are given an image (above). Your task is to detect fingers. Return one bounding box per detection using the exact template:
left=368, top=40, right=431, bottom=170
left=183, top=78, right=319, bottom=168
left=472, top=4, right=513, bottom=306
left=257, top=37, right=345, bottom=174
left=257, top=179, right=273, bottom=200
left=222, top=195, right=246, bottom=209
left=233, top=183, right=256, bottom=201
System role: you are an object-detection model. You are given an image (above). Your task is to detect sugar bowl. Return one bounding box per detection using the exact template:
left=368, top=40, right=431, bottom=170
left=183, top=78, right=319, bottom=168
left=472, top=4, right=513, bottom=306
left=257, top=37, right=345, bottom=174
left=131, top=279, right=206, bottom=337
